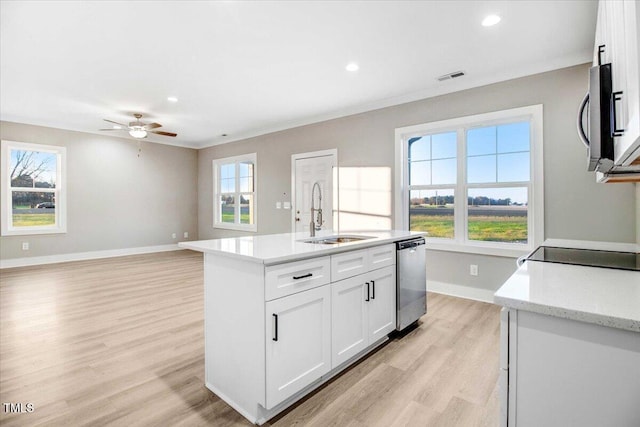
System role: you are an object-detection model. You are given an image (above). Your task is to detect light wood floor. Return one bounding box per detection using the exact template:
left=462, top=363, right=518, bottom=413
left=0, top=250, right=500, bottom=426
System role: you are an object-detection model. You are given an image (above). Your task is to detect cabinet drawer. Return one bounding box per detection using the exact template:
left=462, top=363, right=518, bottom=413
left=265, top=256, right=331, bottom=301
left=368, top=244, right=395, bottom=270
left=331, top=248, right=369, bottom=282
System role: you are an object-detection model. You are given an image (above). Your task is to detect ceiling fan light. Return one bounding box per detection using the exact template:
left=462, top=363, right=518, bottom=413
left=129, top=128, right=147, bottom=138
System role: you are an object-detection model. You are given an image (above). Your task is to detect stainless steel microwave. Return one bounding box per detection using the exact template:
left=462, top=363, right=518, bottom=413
left=577, top=62, right=617, bottom=173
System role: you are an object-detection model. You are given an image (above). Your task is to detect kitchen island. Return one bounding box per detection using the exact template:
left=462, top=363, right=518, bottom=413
left=494, top=241, right=640, bottom=427
left=179, top=230, right=425, bottom=424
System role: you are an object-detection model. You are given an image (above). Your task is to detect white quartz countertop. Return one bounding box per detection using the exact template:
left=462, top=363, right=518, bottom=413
left=494, top=260, right=640, bottom=332
left=178, top=230, right=426, bottom=265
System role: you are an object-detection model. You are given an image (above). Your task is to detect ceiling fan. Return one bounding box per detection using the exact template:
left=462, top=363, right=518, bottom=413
left=100, top=114, right=177, bottom=139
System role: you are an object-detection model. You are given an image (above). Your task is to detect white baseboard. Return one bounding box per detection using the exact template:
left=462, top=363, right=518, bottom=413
left=0, top=244, right=183, bottom=269
left=428, top=280, right=496, bottom=304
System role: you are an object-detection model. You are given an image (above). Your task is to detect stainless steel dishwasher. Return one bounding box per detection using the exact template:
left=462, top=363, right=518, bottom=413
left=396, top=237, right=427, bottom=331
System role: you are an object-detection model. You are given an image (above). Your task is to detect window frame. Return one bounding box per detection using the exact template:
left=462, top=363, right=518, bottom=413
left=394, top=105, right=544, bottom=258
left=212, top=153, right=257, bottom=232
left=1, top=140, right=67, bottom=236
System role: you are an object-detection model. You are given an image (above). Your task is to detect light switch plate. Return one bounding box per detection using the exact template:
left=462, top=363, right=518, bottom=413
left=283, top=202, right=291, bottom=209
left=276, top=202, right=282, bottom=209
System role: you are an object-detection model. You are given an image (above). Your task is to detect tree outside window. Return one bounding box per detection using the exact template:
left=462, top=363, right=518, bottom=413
left=1, top=140, right=66, bottom=235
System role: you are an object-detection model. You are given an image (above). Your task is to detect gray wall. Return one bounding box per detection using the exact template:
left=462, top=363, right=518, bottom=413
left=198, top=64, right=637, bottom=292
left=637, top=184, right=640, bottom=244
left=0, top=122, right=198, bottom=259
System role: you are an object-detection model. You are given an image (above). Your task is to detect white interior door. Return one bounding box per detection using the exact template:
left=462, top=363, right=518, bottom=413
left=293, top=152, right=335, bottom=233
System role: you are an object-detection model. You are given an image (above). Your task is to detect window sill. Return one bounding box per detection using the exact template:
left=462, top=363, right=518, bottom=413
left=424, top=239, right=532, bottom=258
left=2, top=227, right=67, bottom=237
left=213, top=223, right=257, bottom=232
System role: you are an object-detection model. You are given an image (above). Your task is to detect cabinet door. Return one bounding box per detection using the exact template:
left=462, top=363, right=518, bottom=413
left=331, top=275, right=368, bottom=367
left=593, top=1, right=606, bottom=66
left=367, top=266, right=397, bottom=343
left=599, top=0, right=640, bottom=165
left=265, top=285, right=331, bottom=409
left=615, top=0, right=640, bottom=165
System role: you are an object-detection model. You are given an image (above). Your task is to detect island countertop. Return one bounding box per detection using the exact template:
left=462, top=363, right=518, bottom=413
left=178, top=230, right=426, bottom=265
left=494, top=259, right=640, bottom=333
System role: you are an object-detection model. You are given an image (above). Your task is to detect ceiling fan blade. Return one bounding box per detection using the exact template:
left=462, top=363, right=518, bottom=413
left=145, top=122, right=162, bottom=130
left=150, top=130, right=177, bottom=137
left=98, top=128, right=123, bottom=131
left=103, top=119, right=128, bottom=127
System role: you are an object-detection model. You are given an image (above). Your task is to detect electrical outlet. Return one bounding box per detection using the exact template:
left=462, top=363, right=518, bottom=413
left=470, top=264, right=478, bottom=276
left=183, top=232, right=189, bottom=238
left=172, top=233, right=177, bottom=239
left=22, top=242, right=29, bottom=251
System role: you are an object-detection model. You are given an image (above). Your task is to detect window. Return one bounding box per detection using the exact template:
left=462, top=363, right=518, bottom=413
left=1, top=140, right=67, bottom=236
left=213, top=153, right=257, bottom=231
left=395, top=105, right=543, bottom=257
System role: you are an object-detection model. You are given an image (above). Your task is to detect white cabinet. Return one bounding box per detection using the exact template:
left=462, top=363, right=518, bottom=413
left=199, top=240, right=403, bottom=425
left=265, top=256, right=331, bottom=300
left=367, top=266, right=396, bottom=343
left=331, top=245, right=396, bottom=367
left=595, top=0, right=640, bottom=168
left=331, top=274, right=368, bottom=367
left=500, top=309, right=640, bottom=427
left=331, top=244, right=395, bottom=282
left=331, top=248, right=369, bottom=282
left=331, top=265, right=396, bottom=367
left=368, top=243, right=396, bottom=269
left=265, top=285, right=331, bottom=409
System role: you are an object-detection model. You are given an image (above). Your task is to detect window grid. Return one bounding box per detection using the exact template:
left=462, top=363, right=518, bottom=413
left=1, top=141, right=66, bottom=236
left=213, top=154, right=257, bottom=232
left=406, top=121, right=533, bottom=248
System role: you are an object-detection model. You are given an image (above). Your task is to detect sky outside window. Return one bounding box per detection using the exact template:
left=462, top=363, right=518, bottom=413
left=467, top=122, right=530, bottom=184
left=10, top=150, right=57, bottom=187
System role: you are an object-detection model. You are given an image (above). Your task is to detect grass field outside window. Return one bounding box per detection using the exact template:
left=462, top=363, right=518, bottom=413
left=397, top=105, right=543, bottom=254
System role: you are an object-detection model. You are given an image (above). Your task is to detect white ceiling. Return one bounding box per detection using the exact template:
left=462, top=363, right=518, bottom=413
left=0, top=1, right=597, bottom=149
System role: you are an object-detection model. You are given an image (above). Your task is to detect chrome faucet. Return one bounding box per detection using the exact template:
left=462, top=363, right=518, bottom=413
left=310, top=182, right=323, bottom=237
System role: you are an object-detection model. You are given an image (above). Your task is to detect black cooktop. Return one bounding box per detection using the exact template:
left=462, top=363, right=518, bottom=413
left=526, top=246, right=640, bottom=272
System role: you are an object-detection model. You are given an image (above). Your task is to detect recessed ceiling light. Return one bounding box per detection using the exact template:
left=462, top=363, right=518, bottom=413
left=482, top=14, right=501, bottom=27
left=346, top=62, right=359, bottom=72
left=167, top=96, right=178, bottom=102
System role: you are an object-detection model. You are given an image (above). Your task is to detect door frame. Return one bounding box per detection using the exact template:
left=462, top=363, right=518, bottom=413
left=291, top=149, right=338, bottom=232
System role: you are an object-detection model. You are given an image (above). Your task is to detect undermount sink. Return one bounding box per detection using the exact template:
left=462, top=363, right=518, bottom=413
left=300, top=235, right=375, bottom=245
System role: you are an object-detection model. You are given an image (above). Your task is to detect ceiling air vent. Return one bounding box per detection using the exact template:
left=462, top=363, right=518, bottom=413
left=437, top=71, right=466, bottom=82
